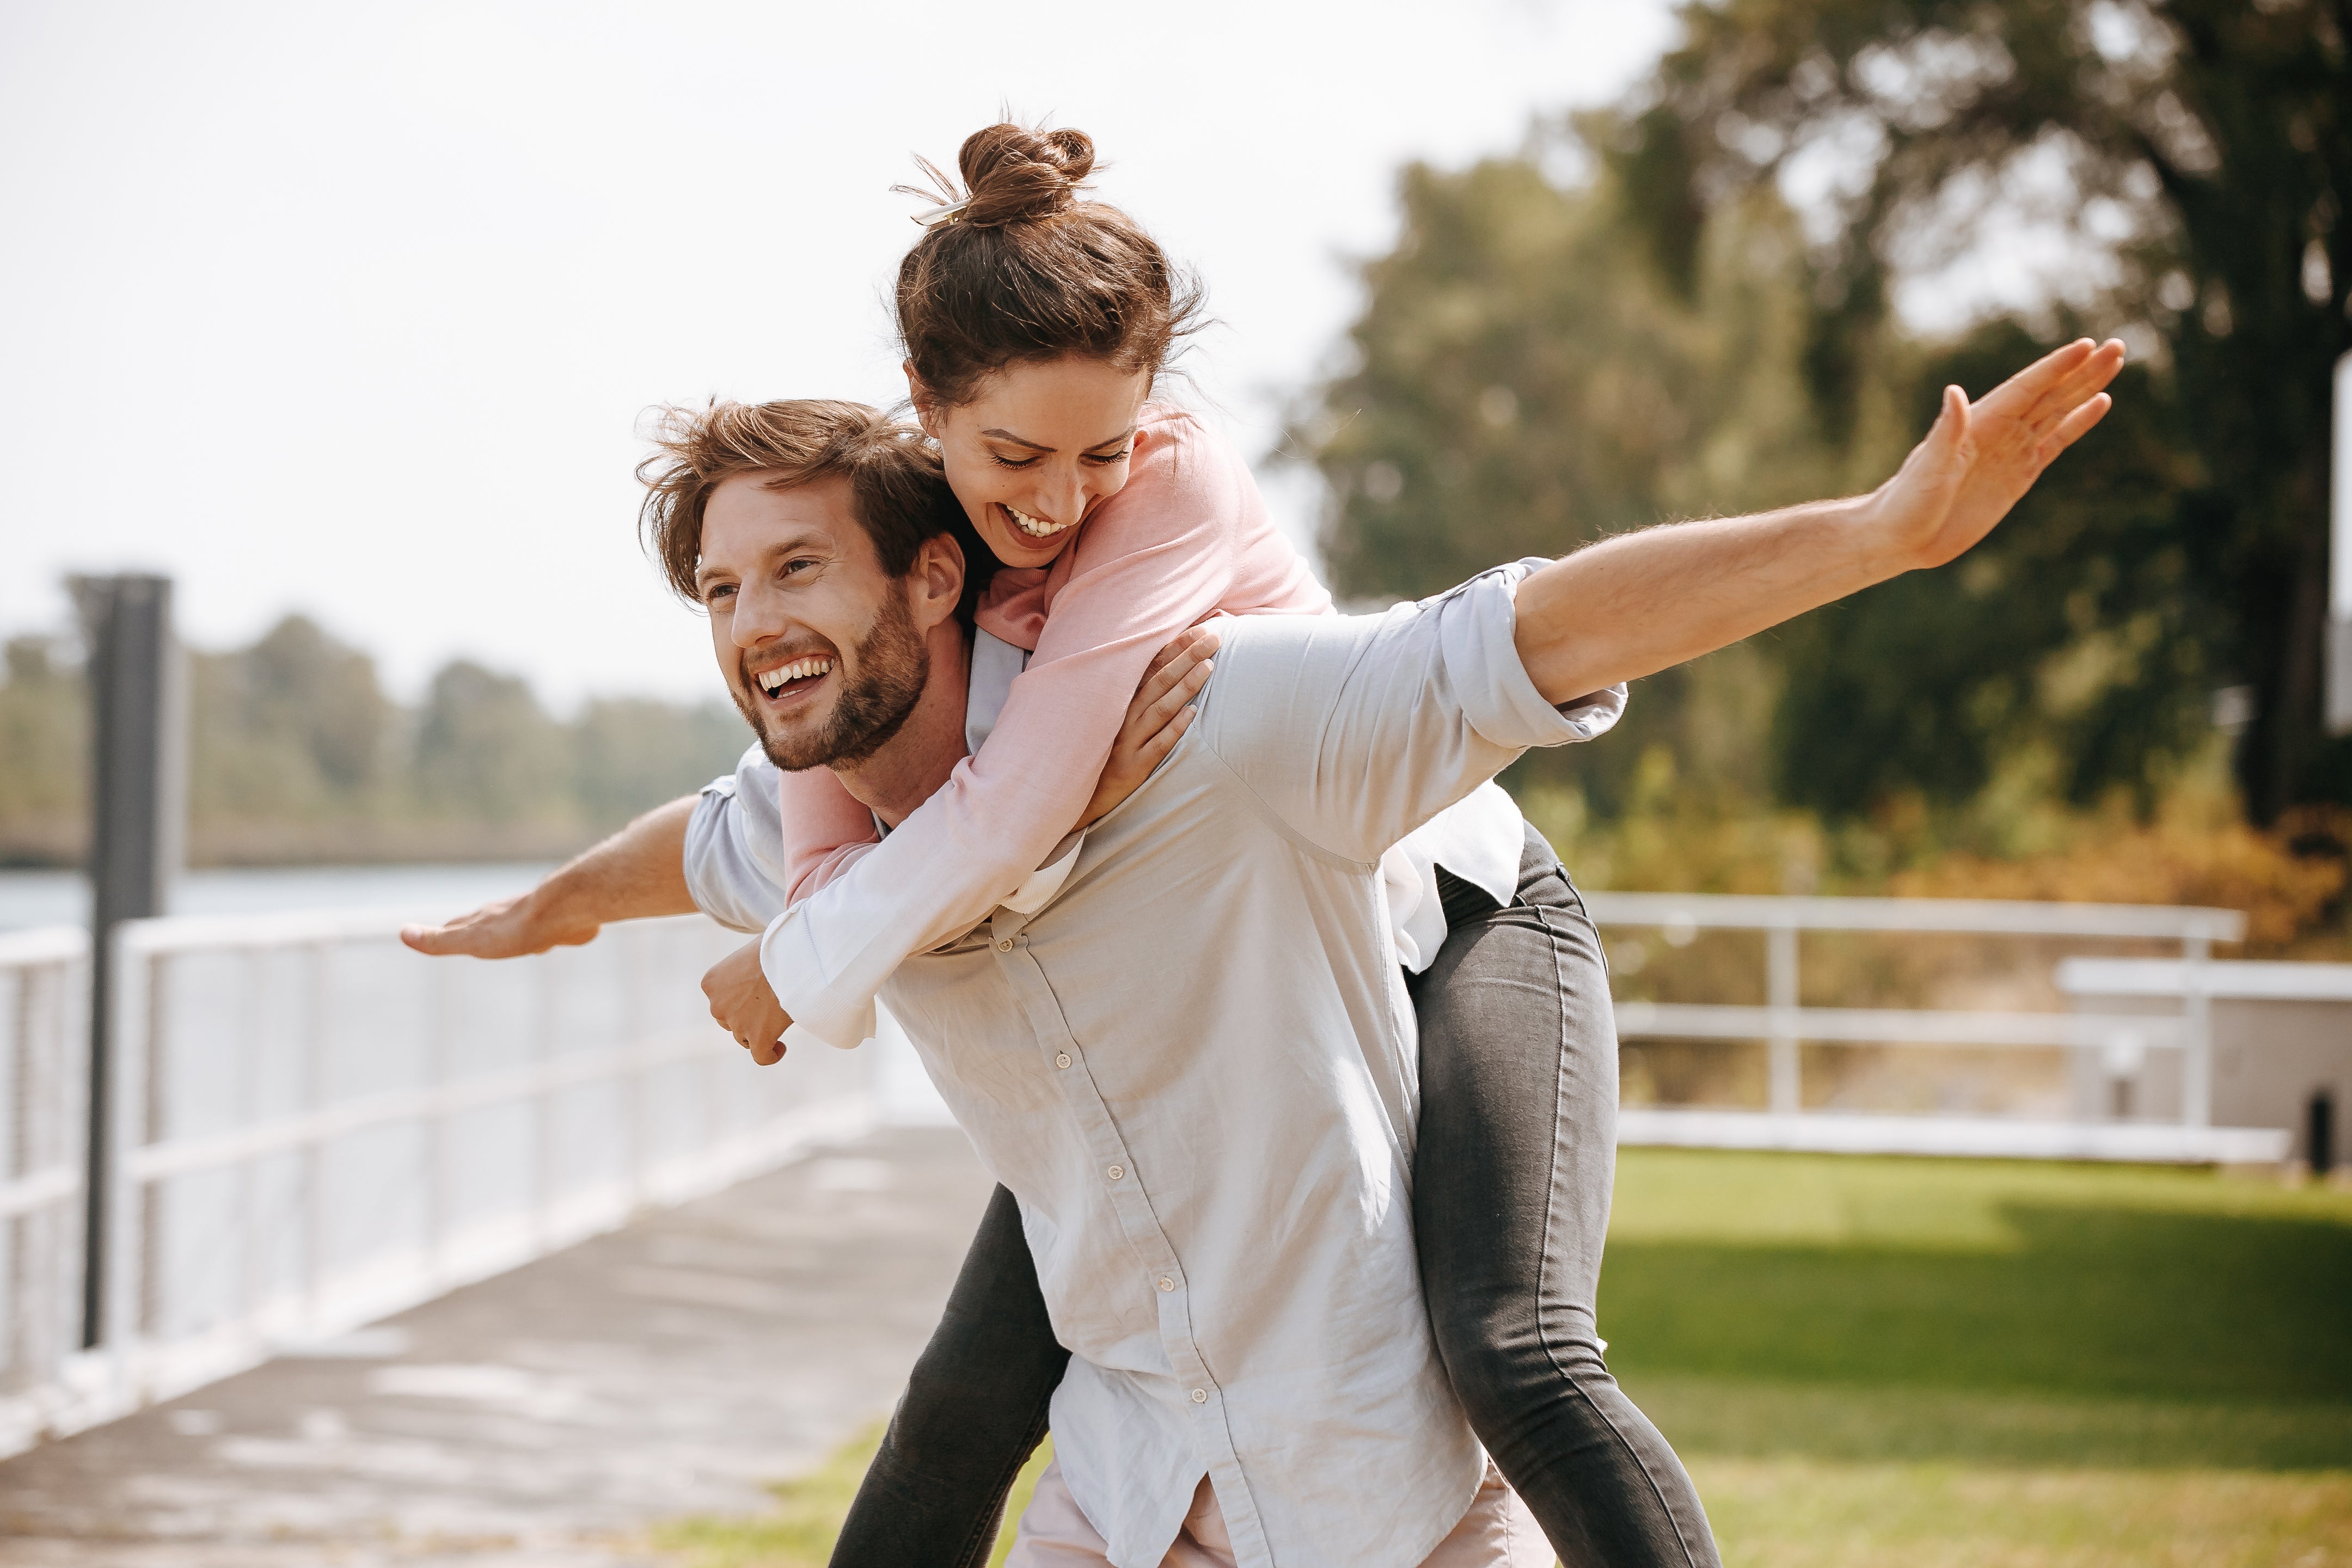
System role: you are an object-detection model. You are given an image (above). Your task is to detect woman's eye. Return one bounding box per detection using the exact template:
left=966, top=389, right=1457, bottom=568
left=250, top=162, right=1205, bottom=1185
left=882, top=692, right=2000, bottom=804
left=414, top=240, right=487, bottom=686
left=989, top=452, right=1041, bottom=470
left=1084, top=449, right=1131, bottom=466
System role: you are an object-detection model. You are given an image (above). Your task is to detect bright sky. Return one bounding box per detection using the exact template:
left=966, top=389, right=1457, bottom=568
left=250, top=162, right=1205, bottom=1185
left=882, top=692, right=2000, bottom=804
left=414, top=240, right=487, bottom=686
left=0, top=0, right=1679, bottom=708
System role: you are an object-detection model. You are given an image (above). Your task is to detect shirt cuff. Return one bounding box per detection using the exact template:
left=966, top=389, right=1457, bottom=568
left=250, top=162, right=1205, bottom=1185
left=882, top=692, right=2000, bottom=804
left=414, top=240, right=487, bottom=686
left=761, top=906, right=876, bottom=1052
left=1445, top=560, right=1628, bottom=751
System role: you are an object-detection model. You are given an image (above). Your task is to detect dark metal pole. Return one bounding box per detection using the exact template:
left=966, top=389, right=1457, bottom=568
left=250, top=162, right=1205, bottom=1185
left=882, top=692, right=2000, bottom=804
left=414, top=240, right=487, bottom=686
left=73, top=574, right=182, bottom=1349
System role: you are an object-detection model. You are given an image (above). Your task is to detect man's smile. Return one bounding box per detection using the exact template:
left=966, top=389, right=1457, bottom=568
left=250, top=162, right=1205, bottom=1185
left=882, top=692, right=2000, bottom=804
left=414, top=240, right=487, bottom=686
left=751, top=653, right=836, bottom=708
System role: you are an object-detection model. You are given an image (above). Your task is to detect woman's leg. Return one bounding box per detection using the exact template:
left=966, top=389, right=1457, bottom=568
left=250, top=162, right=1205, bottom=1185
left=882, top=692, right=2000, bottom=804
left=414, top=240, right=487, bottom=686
left=831, top=1182, right=1068, bottom=1568
left=1408, top=822, right=1720, bottom=1567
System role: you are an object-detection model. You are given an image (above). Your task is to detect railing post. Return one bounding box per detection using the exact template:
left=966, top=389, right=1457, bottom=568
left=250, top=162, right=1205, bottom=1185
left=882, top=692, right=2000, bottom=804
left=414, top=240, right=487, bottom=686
left=422, top=959, right=448, bottom=1288
left=1767, top=922, right=1801, bottom=1117
left=72, top=574, right=183, bottom=1349
left=2180, top=929, right=2213, bottom=1129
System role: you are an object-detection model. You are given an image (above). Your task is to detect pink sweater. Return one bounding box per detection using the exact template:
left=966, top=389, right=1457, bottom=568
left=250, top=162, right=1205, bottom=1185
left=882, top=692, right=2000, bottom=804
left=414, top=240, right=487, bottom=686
left=763, top=408, right=1331, bottom=1048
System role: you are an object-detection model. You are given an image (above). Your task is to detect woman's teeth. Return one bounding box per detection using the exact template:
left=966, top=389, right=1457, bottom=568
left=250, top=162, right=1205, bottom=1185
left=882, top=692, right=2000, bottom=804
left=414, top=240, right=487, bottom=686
left=1004, top=504, right=1074, bottom=539
left=756, top=657, right=834, bottom=695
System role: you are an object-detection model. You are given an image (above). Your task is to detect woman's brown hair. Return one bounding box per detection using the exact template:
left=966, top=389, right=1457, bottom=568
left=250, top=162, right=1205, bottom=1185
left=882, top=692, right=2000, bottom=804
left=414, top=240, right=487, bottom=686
left=895, top=123, right=1205, bottom=407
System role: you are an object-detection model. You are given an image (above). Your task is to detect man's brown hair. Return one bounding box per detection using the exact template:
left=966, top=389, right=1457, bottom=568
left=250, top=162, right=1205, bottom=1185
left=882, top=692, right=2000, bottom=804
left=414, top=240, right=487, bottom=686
left=637, top=399, right=992, bottom=615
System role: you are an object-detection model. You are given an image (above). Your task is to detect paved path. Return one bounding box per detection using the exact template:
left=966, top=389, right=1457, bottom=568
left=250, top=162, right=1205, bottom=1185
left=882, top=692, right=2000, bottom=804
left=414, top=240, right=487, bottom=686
left=0, top=1126, right=994, bottom=1567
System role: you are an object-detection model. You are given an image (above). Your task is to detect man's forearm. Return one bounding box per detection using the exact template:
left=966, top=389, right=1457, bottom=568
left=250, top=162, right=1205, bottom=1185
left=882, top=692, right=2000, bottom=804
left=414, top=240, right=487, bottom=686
left=402, top=794, right=701, bottom=958
left=536, top=795, right=700, bottom=929
left=1513, top=494, right=1888, bottom=704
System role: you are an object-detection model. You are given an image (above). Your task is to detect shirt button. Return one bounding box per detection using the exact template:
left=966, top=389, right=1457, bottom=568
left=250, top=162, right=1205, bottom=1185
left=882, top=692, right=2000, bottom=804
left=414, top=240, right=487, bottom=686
left=1107, top=1165, right=1124, bottom=1181
left=1055, top=1052, right=1072, bottom=1069
left=996, top=938, right=1014, bottom=952
left=1191, top=1388, right=1208, bottom=1404
left=1158, top=1276, right=1175, bottom=1292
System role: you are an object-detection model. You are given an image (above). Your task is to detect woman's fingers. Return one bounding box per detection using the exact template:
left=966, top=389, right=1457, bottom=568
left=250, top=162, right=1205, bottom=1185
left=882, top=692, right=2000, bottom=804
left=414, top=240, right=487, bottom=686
left=1131, top=705, right=1196, bottom=771
left=1141, top=626, right=1220, bottom=683
left=1137, top=657, right=1212, bottom=731
left=1131, top=635, right=1217, bottom=718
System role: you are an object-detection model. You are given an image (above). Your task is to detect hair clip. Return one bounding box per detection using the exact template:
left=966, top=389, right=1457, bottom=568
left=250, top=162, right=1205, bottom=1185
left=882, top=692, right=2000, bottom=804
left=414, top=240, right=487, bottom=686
left=913, top=198, right=969, bottom=229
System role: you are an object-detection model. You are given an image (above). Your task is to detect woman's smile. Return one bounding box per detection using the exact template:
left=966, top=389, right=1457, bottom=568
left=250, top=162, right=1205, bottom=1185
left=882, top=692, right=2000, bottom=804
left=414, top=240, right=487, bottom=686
left=1001, top=501, right=1079, bottom=540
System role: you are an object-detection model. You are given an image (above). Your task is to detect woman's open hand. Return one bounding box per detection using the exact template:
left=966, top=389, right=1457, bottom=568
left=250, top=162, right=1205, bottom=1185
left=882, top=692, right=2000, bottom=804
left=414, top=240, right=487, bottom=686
left=1081, top=626, right=1218, bottom=826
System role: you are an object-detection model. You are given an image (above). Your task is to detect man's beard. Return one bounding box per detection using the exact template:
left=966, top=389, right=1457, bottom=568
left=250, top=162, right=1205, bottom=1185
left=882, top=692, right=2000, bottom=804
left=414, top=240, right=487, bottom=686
left=735, top=591, right=929, bottom=773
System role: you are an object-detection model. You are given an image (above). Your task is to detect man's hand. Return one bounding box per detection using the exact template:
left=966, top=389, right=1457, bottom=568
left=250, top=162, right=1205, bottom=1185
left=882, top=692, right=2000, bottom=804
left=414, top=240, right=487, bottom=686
left=704, top=937, right=791, bottom=1065
left=401, top=890, right=601, bottom=959
left=1082, top=627, right=1218, bottom=826
left=1862, top=337, right=2124, bottom=572
left=400, top=796, right=700, bottom=961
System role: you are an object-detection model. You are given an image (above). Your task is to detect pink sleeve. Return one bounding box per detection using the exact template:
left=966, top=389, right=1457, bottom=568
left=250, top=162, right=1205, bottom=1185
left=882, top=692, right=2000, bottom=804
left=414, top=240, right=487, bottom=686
left=759, top=416, right=1314, bottom=1048
left=775, top=765, right=884, bottom=904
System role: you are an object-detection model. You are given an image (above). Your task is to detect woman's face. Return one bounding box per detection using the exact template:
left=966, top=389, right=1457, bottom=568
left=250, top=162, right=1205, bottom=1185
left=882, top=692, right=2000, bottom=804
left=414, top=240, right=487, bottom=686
left=913, top=355, right=1153, bottom=571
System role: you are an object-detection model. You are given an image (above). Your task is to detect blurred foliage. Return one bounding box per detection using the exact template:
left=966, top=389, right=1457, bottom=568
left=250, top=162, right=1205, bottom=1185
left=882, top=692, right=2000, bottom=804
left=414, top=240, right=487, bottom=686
left=0, top=611, right=750, bottom=867
left=1608, top=0, right=2351, bottom=822
left=0, top=638, right=87, bottom=865
left=1301, top=154, right=1844, bottom=817
left=1293, top=0, right=2350, bottom=944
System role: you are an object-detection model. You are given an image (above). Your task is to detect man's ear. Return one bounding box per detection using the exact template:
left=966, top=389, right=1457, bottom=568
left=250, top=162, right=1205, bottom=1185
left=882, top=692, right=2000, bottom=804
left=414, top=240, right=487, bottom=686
left=908, top=532, right=967, bottom=633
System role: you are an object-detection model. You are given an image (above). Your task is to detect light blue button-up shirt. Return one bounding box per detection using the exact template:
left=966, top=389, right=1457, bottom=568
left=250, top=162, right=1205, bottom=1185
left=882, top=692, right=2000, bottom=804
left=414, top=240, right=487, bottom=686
left=690, top=563, right=1622, bottom=1567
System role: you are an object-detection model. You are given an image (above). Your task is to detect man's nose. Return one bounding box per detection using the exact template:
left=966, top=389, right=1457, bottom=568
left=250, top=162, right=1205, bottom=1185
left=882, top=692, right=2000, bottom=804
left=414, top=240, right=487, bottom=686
left=731, top=579, right=792, bottom=648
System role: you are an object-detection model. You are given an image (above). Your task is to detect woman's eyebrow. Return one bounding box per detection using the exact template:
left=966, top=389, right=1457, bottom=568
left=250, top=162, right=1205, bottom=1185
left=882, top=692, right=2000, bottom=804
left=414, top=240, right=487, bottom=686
left=979, top=427, right=1051, bottom=451
left=979, top=425, right=1138, bottom=454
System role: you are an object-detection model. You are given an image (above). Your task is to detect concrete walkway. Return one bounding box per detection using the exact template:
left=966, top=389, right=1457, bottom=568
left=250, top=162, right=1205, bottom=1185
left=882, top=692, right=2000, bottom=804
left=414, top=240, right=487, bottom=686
left=0, top=1126, right=995, bottom=1567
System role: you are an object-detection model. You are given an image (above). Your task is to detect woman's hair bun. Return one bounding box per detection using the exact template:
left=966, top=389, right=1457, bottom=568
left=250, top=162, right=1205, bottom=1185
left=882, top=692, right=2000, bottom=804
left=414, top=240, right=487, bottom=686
left=953, top=123, right=1094, bottom=228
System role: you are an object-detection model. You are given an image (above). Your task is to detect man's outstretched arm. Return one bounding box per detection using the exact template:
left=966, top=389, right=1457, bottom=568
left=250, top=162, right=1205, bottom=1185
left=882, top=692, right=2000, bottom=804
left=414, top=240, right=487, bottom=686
left=401, top=795, right=699, bottom=958
left=1514, top=338, right=2124, bottom=705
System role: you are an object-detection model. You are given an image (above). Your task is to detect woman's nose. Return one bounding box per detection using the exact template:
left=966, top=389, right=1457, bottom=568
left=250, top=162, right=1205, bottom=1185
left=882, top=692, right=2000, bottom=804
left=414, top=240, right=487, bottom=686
left=1039, top=468, right=1087, bottom=526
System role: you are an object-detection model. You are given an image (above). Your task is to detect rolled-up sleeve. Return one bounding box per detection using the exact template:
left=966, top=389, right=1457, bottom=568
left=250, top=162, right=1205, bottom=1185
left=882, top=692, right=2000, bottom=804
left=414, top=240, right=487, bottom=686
left=1203, top=560, right=1625, bottom=866
left=1448, top=560, right=1627, bottom=750
left=683, top=745, right=795, bottom=934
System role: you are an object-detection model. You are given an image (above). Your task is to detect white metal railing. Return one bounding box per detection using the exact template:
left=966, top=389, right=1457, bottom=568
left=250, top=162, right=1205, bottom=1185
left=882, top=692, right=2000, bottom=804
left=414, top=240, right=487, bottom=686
left=0, top=889, right=2300, bottom=1458
left=0, top=926, right=90, bottom=1457
left=1584, top=892, right=2281, bottom=1162
left=2, top=908, right=875, bottom=1458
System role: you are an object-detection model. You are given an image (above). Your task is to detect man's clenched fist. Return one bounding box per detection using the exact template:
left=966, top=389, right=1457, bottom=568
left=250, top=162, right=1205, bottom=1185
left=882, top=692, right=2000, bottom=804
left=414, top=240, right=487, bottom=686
left=703, top=938, right=791, bottom=1065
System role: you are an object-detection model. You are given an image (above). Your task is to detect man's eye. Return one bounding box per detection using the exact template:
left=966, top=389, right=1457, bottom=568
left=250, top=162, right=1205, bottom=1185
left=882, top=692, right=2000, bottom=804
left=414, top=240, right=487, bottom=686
left=781, top=557, right=819, bottom=576
left=703, top=583, right=736, bottom=605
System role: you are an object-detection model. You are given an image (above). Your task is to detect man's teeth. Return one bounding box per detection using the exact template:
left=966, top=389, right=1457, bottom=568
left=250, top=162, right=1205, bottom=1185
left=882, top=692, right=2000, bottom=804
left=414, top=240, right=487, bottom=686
left=756, top=657, right=834, bottom=694
left=1004, top=504, right=1074, bottom=538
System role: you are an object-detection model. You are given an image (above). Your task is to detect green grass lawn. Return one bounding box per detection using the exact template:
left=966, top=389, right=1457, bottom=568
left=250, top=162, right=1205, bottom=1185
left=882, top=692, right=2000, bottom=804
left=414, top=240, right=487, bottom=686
left=653, top=1151, right=2352, bottom=1566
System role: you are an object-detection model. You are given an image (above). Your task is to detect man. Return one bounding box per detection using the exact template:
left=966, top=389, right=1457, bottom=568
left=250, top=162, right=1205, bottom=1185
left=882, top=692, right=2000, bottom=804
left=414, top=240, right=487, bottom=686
left=409, top=342, right=2124, bottom=1566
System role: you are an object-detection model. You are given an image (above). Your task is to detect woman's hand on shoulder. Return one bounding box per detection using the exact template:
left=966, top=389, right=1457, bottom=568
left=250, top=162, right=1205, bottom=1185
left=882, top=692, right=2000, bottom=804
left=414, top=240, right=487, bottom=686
left=1080, top=626, right=1218, bottom=826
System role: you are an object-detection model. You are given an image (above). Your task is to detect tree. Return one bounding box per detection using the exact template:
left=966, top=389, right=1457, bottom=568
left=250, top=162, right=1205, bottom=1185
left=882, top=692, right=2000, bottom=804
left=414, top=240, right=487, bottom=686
left=189, top=616, right=394, bottom=824
left=412, top=659, right=574, bottom=827
left=0, top=638, right=87, bottom=863
left=1607, top=0, right=2350, bottom=819
left=1297, top=151, right=1841, bottom=812
left=572, top=697, right=751, bottom=832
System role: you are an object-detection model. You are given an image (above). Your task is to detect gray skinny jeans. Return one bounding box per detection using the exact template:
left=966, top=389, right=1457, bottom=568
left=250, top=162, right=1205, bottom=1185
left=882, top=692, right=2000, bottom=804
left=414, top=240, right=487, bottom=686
left=830, top=823, right=1719, bottom=1566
